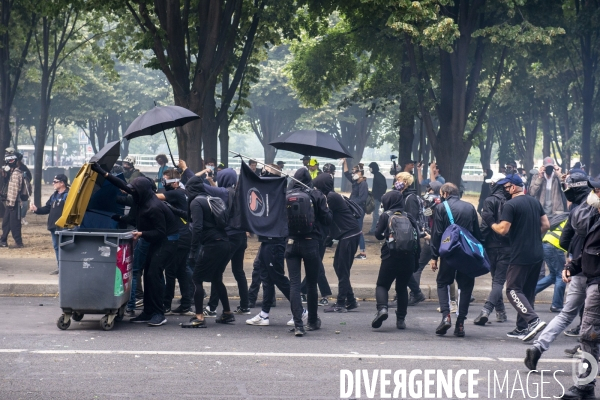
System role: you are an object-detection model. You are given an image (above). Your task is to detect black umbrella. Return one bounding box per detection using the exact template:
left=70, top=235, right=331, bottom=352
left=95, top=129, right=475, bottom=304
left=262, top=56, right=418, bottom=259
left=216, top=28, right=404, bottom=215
left=269, top=130, right=352, bottom=159
left=90, top=140, right=120, bottom=187
left=124, top=105, right=200, bottom=165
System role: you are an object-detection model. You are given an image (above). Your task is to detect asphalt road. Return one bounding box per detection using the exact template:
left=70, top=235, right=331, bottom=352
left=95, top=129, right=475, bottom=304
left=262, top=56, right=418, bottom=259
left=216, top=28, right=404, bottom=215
left=0, top=297, right=589, bottom=399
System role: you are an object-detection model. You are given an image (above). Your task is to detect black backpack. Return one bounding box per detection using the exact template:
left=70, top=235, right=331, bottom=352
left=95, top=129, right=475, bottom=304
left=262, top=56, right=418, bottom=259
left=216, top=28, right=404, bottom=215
left=342, top=195, right=364, bottom=219
left=202, top=195, right=229, bottom=229
left=365, top=191, right=375, bottom=214
left=405, top=193, right=428, bottom=233
left=286, top=189, right=315, bottom=235
left=386, top=211, right=417, bottom=254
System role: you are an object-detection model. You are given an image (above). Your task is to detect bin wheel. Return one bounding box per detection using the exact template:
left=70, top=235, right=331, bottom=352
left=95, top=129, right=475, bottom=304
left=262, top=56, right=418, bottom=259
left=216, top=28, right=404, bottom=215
left=56, top=315, right=71, bottom=330
left=100, top=315, right=115, bottom=331
left=72, top=312, right=84, bottom=322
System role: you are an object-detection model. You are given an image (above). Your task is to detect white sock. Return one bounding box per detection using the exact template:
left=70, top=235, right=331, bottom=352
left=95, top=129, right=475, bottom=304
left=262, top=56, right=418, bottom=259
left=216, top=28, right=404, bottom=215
left=259, top=311, right=269, bottom=318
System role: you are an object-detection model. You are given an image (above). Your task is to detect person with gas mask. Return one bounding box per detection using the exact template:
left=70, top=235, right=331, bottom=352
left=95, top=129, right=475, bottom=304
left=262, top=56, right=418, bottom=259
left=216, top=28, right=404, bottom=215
left=525, top=170, right=593, bottom=371
left=0, top=152, right=24, bottom=248
left=505, top=161, right=518, bottom=175
left=342, top=159, right=368, bottom=260
left=155, top=169, right=194, bottom=316
left=91, top=163, right=179, bottom=327
left=555, top=180, right=600, bottom=400
left=313, top=173, right=362, bottom=313
left=529, top=157, right=567, bottom=216
left=474, top=172, right=509, bottom=326
left=122, top=156, right=144, bottom=183
left=181, top=176, right=234, bottom=328
left=367, top=162, right=387, bottom=235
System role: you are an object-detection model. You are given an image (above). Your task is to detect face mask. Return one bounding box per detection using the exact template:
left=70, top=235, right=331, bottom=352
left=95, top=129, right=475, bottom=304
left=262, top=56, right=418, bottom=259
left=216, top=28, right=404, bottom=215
left=394, top=181, right=405, bottom=191
left=503, top=187, right=512, bottom=200
left=505, top=167, right=513, bottom=174
left=208, top=165, right=215, bottom=171
left=369, top=168, right=373, bottom=173
left=545, top=166, right=554, bottom=176
left=564, top=189, right=577, bottom=203
left=352, top=174, right=359, bottom=181
left=124, top=164, right=133, bottom=171
left=587, top=191, right=600, bottom=209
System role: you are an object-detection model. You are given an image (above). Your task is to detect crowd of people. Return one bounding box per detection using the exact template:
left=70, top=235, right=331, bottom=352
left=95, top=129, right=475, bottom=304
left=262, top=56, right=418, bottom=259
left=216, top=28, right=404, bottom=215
left=3, top=148, right=600, bottom=398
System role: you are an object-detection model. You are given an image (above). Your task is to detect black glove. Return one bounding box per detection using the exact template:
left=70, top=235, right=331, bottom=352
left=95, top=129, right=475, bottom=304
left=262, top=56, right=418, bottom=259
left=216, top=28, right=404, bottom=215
left=111, top=214, right=122, bottom=222
left=90, top=163, right=107, bottom=175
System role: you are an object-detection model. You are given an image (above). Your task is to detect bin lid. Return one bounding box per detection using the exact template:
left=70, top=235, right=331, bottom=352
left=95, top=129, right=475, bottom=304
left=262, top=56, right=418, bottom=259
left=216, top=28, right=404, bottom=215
left=55, top=163, right=98, bottom=228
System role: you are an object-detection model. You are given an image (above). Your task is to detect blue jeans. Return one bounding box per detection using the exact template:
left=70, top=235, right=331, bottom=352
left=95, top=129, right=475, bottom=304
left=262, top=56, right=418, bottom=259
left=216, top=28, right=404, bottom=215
left=369, top=200, right=381, bottom=233
left=358, top=215, right=365, bottom=252
left=127, top=238, right=150, bottom=310
left=535, top=243, right=567, bottom=309
left=50, top=228, right=58, bottom=266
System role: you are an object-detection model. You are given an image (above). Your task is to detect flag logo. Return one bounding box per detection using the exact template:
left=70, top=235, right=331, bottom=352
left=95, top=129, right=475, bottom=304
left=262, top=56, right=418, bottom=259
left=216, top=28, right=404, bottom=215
left=247, top=187, right=265, bottom=217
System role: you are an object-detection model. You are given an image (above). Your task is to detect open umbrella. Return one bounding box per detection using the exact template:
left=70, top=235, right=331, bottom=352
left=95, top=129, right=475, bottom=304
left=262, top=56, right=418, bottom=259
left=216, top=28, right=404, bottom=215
left=269, top=130, right=352, bottom=159
left=123, top=105, right=200, bottom=165
left=90, top=140, right=120, bottom=187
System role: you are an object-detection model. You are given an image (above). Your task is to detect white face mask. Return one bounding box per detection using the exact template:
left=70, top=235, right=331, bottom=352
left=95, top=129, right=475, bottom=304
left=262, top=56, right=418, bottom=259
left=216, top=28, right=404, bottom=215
left=352, top=173, right=359, bottom=181
left=208, top=165, right=215, bottom=171
left=587, top=191, right=600, bottom=209
left=369, top=168, right=373, bottom=173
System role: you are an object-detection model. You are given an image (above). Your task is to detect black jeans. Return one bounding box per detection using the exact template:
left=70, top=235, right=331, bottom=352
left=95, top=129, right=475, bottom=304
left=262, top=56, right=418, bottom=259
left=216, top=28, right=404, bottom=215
left=506, top=261, right=543, bottom=330
left=483, top=247, right=510, bottom=313
left=142, top=238, right=178, bottom=317
left=248, top=246, right=276, bottom=306
left=436, top=259, right=474, bottom=319
left=301, top=239, right=332, bottom=297
left=208, top=233, right=248, bottom=310
left=192, top=240, right=232, bottom=314
left=376, top=256, right=415, bottom=319
left=286, top=239, right=321, bottom=327
left=164, top=243, right=192, bottom=310
left=407, top=239, right=431, bottom=295
left=1, top=204, right=22, bottom=245
left=333, top=234, right=360, bottom=305
left=258, top=242, right=291, bottom=314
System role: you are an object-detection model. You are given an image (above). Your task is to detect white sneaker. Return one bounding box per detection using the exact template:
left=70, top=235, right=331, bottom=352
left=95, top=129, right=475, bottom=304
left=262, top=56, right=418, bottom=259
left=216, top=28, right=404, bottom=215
left=287, top=309, right=308, bottom=326
left=436, top=301, right=458, bottom=314
left=21, top=218, right=28, bottom=225
left=246, top=314, right=269, bottom=326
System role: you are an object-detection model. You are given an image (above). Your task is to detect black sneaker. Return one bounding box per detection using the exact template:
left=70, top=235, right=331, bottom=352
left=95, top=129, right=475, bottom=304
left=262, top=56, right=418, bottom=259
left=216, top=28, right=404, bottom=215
left=294, top=326, right=306, bottom=337
left=371, top=308, right=388, bottom=329
left=564, top=345, right=582, bottom=358
left=524, top=346, right=542, bottom=370
left=473, top=310, right=490, bottom=326
left=301, top=294, right=307, bottom=304
left=318, top=298, right=329, bottom=307
left=130, top=311, right=152, bottom=323
left=181, top=317, right=207, bottom=328
left=306, top=318, right=321, bottom=331
left=0, top=241, right=7, bottom=247
left=550, top=306, right=563, bottom=313
left=171, top=306, right=195, bottom=316
left=324, top=303, right=347, bottom=313
left=147, top=314, right=167, bottom=326
left=354, top=253, right=366, bottom=260
left=506, top=327, right=527, bottom=339
left=565, top=326, right=581, bottom=337
left=496, top=311, right=507, bottom=322
left=408, top=292, right=426, bottom=306
left=215, top=313, right=235, bottom=324
left=203, top=307, right=217, bottom=318
left=454, top=319, right=465, bottom=337
left=435, top=315, right=452, bottom=335
left=523, top=319, right=547, bottom=341
left=233, top=306, right=251, bottom=315
left=561, top=385, right=596, bottom=400
left=396, top=318, right=406, bottom=330
left=345, top=301, right=360, bottom=311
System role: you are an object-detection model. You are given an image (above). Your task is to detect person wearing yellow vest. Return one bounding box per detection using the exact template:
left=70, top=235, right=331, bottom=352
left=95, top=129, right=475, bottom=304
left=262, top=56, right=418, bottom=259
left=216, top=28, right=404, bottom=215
left=308, top=159, right=322, bottom=180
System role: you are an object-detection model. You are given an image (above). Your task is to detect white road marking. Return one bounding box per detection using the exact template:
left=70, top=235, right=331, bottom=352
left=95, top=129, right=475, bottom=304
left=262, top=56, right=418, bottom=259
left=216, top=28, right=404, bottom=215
left=499, top=357, right=578, bottom=364
left=0, top=349, right=27, bottom=353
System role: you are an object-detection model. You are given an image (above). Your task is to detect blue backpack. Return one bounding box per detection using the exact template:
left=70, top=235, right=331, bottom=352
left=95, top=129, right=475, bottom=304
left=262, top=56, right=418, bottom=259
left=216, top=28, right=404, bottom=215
left=439, top=201, right=490, bottom=278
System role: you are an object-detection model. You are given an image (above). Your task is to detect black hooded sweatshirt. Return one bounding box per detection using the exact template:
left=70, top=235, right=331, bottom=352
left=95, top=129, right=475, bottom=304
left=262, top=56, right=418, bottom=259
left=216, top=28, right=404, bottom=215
left=560, top=187, right=592, bottom=260
left=480, top=183, right=510, bottom=248
left=288, top=168, right=332, bottom=241
left=402, top=188, right=421, bottom=224
left=368, top=162, right=387, bottom=201
left=477, top=170, right=493, bottom=214
left=186, top=176, right=228, bottom=252
left=374, top=190, right=422, bottom=261
left=313, top=173, right=360, bottom=240
left=103, top=174, right=179, bottom=243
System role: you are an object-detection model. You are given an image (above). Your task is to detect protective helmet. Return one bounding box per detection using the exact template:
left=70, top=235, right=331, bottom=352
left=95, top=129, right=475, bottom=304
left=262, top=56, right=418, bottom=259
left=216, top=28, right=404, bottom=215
left=322, top=163, right=336, bottom=174
left=123, top=155, right=136, bottom=165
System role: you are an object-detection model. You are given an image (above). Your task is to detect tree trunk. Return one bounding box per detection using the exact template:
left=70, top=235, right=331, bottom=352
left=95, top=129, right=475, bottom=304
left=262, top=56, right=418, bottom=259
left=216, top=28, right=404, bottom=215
left=219, top=74, right=230, bottom=166
left=478, top=122, right=494, bottom=172
left=541, top=102, right=551, bottom=158
left=34, top=91, right=50, bottom=206
left=582, top=52, right=594, bottom=174
left=174, top=94, right=204, bottom=172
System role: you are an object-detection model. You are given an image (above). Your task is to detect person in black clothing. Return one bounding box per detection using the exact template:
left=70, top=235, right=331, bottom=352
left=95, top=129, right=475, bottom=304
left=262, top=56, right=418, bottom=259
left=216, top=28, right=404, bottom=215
left=181, top=176, right=233, bottom=328
left=491, top=173, right=550, bottom=342
left=156, top=169, right=194, bottom=316
left=430, top=183, right=482, bottom=337
left=477, top=169, right=494, bottom=215
left=91, top=163, right=180, bottom=327
left=30, top=173, right=69, bottom=275
left=314, top=174, right=362, bottom=313
left=474, top=172, right=510, bottom=325
left=342, top=158, right=368, bottom=259
left=286, top=169, right=332, bottom=336
left=372, top=190, right=423, bottom=330
left=368, top=162, right=387, bottom=235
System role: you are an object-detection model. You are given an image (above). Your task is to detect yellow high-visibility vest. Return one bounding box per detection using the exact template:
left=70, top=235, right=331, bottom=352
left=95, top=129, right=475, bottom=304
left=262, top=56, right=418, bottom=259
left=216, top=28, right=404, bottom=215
left=543, top=220, right=567, bottom=251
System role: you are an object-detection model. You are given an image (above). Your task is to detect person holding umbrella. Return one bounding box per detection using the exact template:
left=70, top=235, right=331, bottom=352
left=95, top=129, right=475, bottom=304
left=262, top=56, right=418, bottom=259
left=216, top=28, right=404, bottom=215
left=342, top=159, right=368, bottom=260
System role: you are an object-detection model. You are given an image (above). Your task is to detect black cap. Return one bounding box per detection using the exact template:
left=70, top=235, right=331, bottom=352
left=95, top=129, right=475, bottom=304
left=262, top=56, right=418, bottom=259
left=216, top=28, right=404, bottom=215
left=588, top=179, right=600, bottom=189
left=276, top=161, right=285, bottom=166
left=54, top=174, right=69, bottom=186
left=300, top=156, right=311, bottom=161
left=403, top=160, right=416, bottom=166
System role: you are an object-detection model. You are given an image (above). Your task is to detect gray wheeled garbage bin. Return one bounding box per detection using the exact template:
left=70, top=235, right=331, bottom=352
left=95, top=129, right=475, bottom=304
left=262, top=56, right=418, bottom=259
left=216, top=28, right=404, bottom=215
left=55, top=229, right=134, bottom=331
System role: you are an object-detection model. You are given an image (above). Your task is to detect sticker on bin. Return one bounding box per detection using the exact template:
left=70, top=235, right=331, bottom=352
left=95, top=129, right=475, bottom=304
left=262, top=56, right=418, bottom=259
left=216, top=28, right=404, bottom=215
left=82, top=257, right=94, bottom=268
left=115, top=243, right=133, bottom=296
left=98, top=246, right=111, bottom=257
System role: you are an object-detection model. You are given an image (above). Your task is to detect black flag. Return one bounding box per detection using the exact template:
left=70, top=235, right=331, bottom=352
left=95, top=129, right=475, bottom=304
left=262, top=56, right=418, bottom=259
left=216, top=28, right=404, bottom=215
left=231, top=161, right=288, bottom=237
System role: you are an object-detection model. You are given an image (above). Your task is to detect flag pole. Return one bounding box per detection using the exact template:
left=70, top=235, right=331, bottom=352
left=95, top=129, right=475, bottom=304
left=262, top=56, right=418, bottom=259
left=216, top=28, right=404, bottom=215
left=228, top=150, right=311, bottom=190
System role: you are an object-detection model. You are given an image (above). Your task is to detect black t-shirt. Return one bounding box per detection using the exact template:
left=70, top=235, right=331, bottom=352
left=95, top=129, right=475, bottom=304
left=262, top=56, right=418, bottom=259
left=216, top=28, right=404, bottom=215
left=500, top=195, right=546, bottom=265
